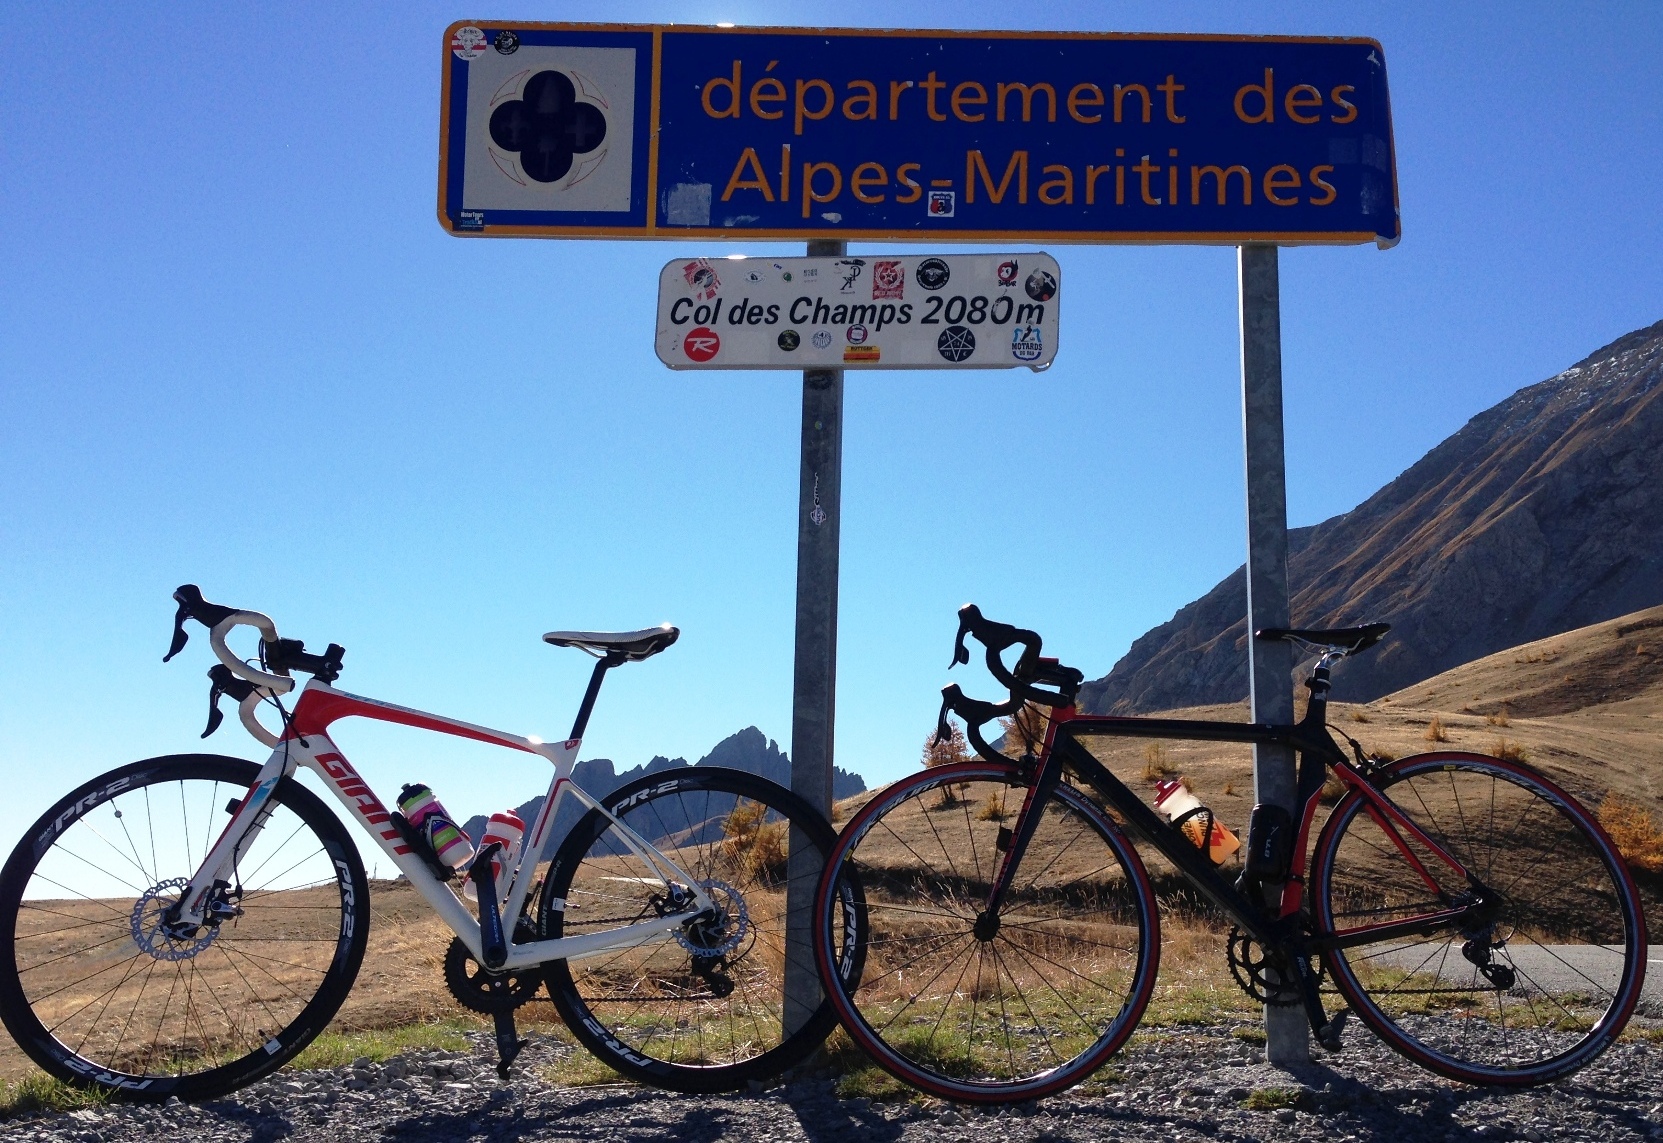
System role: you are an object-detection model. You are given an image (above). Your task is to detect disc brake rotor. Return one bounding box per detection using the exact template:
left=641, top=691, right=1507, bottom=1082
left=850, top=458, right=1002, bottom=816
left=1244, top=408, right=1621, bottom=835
left=673, top=879, right=750, bottom=958
left=131, top=878, right=217, bottom=962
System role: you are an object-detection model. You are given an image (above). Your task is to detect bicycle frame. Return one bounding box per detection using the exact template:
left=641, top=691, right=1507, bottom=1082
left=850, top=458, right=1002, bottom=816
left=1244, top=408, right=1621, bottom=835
left=992, top=700, right=1489, bottom=958
left=170, top=679, right=713, bottom=971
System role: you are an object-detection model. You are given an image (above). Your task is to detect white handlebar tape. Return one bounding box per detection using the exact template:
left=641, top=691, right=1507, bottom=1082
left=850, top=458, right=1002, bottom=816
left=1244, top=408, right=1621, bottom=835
left=238, top=690, right=281, bottom=748
left=209, top=613, right=295, bottom=696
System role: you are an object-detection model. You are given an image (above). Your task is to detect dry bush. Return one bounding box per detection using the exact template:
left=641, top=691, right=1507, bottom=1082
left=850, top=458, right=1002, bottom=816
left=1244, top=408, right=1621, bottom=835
left=1370, top=749, right=1398, bottom=764
left=1319, top=775, right=1348, bottom=803
left=1424, top=717, right=1450, bottom=743
left=1222, top=781, right=1237, bottom=797
left=721, top=801, right=787, bottom=875
left=1000, top=701, right=1051, bottom=759
left=976, top=792, right=1007, bottom=822
left=1600, top=795, right=1663, bottom=872
left=1486, top=705, right=1512, bottom=728
left=1142, top=742, right=1177, bottom=782
left=1349, top=709, right=1371, bottom=723
left=1491, top=738, right=1527, bottom=762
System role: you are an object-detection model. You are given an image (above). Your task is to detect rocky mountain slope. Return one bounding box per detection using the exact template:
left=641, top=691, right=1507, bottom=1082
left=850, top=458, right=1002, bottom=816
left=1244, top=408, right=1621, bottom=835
left=1080, top=318, right=1663, bottom=714
left=460, top=726, right=866, bottom=854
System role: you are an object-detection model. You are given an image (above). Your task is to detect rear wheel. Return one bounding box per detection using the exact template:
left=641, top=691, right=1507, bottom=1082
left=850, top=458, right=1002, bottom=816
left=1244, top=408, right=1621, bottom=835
left=813, top=761, right=1160, bottom=1104
left=1312, top=752, right=1646, bottom=1086
left=539, top=767, right=860, bottom=1093
left=0, top=755, right=369, bottom=1101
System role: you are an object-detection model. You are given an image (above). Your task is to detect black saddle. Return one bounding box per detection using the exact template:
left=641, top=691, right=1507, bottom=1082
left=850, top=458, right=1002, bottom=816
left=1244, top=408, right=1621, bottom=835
left=543, top=625, right=679, bottom=661
left=1254, top=623, right=1390, bottom=654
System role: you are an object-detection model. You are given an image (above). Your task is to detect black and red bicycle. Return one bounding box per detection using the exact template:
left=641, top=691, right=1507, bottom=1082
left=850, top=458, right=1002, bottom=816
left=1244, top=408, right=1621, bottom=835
left=812, top=605, right=1647, bottom=1103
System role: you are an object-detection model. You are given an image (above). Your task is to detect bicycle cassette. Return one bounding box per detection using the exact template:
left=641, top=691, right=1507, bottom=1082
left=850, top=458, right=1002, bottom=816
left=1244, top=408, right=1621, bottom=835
left=443, top=937, right=543, bottom=1014
left=1225, top=927, right=1316, bottom=1007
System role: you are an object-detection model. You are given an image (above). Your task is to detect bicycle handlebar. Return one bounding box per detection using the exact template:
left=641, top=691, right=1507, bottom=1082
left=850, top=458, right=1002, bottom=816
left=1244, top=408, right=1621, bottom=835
left=164, top=585, right=347, bottom=744
left=938, top=605, right=1086, bottom=763
left=166, top=585, right=293, bottom=694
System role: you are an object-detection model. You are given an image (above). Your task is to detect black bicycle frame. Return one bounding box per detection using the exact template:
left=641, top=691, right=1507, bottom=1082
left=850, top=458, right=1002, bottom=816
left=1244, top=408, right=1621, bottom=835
left=982, top=703, right=1488, bottom=959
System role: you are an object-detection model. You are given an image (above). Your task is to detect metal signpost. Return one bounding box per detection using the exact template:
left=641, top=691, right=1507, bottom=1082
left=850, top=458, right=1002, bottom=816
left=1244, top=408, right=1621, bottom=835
left=439, top=20, right=1399, bottom=1064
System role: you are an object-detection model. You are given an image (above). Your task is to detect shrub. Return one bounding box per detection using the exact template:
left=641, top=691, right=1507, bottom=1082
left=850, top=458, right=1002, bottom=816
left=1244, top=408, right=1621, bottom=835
left=1142, top=742, right=1177, bottom=782
left=1491, top=738, right=1527, bottom=762
left=1424, top=717, right=1450, bottom=743
left=1598, top=794, right=1663, bottom=873
left=1486, top=705, right=1512, bottom=728
left=1348, top=709, right=1371, bottom=723
left=722, top=800, right=788, bottom=876
left=976, top=791, right=1007, bottom=821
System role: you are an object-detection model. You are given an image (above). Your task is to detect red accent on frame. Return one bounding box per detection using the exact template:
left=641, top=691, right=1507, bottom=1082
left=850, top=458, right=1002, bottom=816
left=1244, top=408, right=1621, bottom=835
left=314, top=752, right=396, bottom=827
left=288, top=687, right=540, bottom=754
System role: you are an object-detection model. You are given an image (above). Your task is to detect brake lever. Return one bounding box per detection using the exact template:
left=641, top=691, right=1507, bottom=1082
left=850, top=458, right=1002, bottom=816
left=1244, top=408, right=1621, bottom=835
left=164, top=597, right=192, bottom=662
left=933, top=692, right=955, bottom=746
left=950, top=607, right=975, bottom=668
left=165, top=584, right=237, bottom=663
left=203, top=663, right=256, bottom=738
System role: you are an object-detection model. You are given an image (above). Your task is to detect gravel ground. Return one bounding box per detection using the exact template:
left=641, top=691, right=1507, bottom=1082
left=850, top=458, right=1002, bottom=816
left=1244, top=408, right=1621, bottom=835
left=8, top=1023, right=1663, bottom=1143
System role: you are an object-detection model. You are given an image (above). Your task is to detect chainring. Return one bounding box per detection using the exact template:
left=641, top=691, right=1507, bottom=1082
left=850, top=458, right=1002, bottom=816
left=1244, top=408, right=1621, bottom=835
left=443, top=937, right=543, bottom=1014
left=1226, top=926, right=1319, bottom=1007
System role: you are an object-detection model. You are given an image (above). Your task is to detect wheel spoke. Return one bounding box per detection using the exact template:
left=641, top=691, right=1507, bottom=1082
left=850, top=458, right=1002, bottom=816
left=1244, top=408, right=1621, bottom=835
left=4, top=760, right=362, bottom=1095
left=1317, top=759, right=1640, bottom=1084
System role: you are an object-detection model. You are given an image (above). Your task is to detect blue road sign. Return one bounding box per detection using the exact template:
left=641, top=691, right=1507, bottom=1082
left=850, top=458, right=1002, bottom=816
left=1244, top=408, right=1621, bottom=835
left=440, top=23, right=1398, bottom=247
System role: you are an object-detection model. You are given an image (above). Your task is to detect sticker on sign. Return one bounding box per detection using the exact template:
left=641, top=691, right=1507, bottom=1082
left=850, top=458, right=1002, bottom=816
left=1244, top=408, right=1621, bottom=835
left=655, top=253, right=1060, bottom=370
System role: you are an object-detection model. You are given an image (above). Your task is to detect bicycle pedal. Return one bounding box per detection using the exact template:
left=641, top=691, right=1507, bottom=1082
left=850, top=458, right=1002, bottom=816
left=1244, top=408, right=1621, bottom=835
left=1317, top=1009, right=1349, bottom=1052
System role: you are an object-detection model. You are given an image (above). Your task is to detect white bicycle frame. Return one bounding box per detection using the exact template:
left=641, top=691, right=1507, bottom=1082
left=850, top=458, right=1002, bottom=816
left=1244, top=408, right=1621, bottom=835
left=171, top=613, right=713, bottom=972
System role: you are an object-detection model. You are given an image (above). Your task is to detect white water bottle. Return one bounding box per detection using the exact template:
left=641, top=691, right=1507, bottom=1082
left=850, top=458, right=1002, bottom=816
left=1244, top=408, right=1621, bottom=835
left=463, top=810, right=525, bottom=902
left=1153, top=779, right=1241, bottom=865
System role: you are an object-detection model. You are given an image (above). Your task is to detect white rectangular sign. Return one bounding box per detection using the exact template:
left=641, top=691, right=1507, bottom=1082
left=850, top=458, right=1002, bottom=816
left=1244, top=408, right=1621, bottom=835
left=654, top=253, right=1060, bottom=371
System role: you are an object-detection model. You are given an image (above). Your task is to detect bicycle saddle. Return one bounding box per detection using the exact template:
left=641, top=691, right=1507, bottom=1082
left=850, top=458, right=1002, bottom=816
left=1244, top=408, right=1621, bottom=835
left=1254, top=623, right=1390, bottom=653
left=543, top=625, right=679, bottom=661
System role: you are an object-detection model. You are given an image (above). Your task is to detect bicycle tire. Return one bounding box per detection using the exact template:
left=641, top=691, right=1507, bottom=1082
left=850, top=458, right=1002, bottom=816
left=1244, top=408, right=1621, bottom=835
left=538, top=766, right=861, bottom=1093
left=0, top=755, right=369, bottom=1101
left=1312, top=751, right=1646, bottom=1086
left=813, top=761, right=1160, bottom=1104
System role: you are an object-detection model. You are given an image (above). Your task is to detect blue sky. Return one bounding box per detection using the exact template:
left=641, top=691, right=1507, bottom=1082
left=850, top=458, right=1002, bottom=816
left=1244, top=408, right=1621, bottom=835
left=3, top=1, right=1660, bottom=834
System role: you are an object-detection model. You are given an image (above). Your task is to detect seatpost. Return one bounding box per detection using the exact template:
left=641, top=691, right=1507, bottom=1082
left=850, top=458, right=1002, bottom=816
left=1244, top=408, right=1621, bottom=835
left=1303, top=652, right=1339, bottom=723
left=568, top=651, right=626, bottom=740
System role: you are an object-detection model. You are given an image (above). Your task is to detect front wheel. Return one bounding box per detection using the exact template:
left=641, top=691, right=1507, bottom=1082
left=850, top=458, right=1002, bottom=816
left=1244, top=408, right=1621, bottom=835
left=1312, top=751, right=1646, bottom=1086
left=0, top=755, right=370, bottom=1101
left=813, top=762, right=1161, bottom=1104
left=539, top=766, right=861, bottom=1093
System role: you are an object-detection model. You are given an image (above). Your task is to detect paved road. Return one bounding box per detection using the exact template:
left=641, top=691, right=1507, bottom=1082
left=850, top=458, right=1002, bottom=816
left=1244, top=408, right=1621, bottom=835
left=1373, top=943, right=1663, bottom=1011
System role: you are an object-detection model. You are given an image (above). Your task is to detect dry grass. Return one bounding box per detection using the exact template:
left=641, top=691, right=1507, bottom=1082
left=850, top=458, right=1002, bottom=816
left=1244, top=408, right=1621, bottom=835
left=976, top=791, right=1008, bottom=821
left=1599, top=795, right=1663, bottom=873
left=1491, top=737, right=1528, bottom=762
left=1424, top=716, right=1451, bottom=742
left=1349, top=709, right=1372, bottom=723
left=1141, top=742, right=1177, bottom=782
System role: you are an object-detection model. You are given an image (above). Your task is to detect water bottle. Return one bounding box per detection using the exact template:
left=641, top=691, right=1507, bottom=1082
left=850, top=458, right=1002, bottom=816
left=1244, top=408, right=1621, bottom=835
left=463, top=810, right=525, bottom=902
left=1153, top=778, right=1241, bottom=865
left=397, top=783, right=475, bottom=871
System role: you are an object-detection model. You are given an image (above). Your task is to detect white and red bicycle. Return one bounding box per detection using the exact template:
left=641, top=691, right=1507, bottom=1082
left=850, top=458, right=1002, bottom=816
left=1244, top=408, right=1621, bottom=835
left=0, top=586, right=861, bottom=1100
